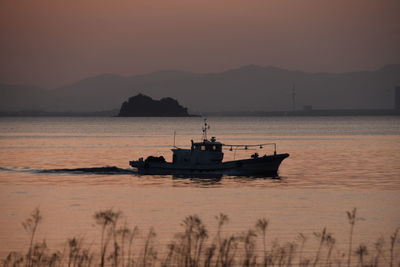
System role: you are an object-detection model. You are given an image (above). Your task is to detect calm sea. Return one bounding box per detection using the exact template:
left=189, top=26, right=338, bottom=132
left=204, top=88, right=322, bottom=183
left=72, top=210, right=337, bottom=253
left=0, top=116, right=399, bottom=258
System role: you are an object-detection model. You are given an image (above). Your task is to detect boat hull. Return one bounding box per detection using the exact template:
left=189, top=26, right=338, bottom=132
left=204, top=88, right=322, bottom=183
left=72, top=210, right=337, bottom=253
left=130, top=153, right=289, bottom=177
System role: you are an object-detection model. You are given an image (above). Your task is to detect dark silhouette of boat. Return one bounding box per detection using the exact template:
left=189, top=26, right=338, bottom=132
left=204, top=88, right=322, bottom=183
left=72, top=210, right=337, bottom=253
left=130, top=120, right=289, bottom=176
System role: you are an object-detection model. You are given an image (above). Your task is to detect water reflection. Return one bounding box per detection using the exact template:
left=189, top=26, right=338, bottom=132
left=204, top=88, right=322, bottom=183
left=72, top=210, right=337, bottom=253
left=172, top=175, right=223, bottom=187
left=170, top=173, right=285, bottom=188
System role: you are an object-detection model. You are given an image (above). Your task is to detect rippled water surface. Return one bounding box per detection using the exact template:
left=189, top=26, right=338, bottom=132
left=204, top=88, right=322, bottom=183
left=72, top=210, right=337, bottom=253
left=0, top=116, right=399, bottom=256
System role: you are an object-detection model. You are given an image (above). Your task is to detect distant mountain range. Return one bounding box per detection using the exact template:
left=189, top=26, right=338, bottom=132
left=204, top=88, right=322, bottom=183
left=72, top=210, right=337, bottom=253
left=1, top=64, right=399, bottom=113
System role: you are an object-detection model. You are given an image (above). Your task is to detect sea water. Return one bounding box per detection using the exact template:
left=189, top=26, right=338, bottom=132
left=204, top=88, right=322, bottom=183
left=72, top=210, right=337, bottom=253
left=0, top=116, right=399, bottom=259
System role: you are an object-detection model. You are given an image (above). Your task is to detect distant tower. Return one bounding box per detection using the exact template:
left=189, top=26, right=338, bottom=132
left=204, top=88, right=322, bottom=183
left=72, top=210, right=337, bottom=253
left=396, top=86, right=400, bottom=110
left=292, top=84, right=296, bottom=111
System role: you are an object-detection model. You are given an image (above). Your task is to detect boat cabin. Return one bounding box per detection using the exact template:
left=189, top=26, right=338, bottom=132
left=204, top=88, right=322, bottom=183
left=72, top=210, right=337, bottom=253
left=192, top=137, right=222, bottom=152
left=172, top=136, right=224, bottom=165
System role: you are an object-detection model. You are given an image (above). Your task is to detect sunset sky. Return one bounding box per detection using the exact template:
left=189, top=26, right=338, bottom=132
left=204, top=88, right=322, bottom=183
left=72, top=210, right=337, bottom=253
left=1, top=0, right=399, bottom=88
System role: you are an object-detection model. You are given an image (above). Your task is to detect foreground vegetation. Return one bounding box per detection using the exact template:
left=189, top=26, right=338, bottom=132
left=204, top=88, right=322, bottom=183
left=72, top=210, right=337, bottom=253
left=2, top=208, right=399, bottom=267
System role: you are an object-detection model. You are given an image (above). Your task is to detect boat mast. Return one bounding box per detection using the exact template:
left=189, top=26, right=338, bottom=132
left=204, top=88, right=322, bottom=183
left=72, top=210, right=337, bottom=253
left=202, top=118, right=210, bottom=141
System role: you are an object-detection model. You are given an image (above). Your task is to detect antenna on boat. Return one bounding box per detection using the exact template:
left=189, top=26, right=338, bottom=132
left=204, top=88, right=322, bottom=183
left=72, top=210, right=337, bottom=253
left=202, top=118, right=210, bottom=141
left=173, top=131, right=176, bottom=148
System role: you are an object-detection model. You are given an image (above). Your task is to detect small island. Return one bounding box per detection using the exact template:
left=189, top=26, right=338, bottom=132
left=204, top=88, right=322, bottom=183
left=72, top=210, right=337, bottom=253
left=118, top=94, right=192, bottom=117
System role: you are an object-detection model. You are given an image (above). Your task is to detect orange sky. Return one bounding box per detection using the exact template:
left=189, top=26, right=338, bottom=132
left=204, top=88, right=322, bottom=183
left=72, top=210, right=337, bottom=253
left=0, top=0, right=399, bottom=88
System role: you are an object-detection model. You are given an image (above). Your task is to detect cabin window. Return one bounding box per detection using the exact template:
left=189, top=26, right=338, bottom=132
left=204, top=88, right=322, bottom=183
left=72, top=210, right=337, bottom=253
left=202, top=144, right=222, bottom=152
left=201, top=145, right=206, bottom=151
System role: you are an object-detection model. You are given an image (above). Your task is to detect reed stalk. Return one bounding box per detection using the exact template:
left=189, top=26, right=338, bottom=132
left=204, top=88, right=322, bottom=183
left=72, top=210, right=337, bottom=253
left=312, top=227, right=327, bottom=267
left=93, top=209, right=121, bottom=267
left=355, top=244, right=368, bottom=267
left=22, top=208, right=42, bottom=267
left=346, top=208, right=357, bottom=267
left=255, top=218, right=269, bottom=267
left=389, top=228, right=399, bottom=267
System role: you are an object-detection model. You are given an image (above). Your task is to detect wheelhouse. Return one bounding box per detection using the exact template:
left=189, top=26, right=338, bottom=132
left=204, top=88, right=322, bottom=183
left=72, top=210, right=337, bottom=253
left=192, top=137, right=222, bottom=152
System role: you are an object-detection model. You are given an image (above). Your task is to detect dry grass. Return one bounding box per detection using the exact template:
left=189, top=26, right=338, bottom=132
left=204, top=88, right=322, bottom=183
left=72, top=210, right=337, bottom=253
left=2, top=208, right=399, bottom=267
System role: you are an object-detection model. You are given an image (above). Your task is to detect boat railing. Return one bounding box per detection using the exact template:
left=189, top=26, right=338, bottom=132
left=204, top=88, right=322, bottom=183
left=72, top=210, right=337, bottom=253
left=222, top=143, right=277, bottom=160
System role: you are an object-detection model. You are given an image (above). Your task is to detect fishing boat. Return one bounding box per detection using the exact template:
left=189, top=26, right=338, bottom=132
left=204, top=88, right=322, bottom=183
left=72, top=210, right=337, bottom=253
left=129, top=120, right=289, bottom=176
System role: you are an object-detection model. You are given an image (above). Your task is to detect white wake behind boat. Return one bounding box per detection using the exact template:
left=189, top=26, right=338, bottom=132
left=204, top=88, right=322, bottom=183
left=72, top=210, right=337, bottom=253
left=129, top=120, right=289, bottom=177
